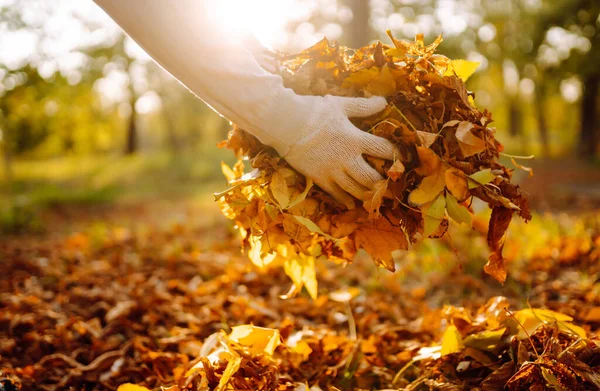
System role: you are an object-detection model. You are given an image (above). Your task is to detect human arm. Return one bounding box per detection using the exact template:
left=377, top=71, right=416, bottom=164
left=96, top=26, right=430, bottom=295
left=93, top=0, right=396, bottom=207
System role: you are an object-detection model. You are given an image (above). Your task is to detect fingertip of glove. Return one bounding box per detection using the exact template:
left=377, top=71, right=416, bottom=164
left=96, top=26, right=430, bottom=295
left=362, top=132, right=397, bottom=160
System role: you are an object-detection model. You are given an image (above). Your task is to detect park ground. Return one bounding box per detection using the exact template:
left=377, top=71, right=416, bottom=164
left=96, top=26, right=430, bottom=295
left=1, top=153, right=600, bottom=390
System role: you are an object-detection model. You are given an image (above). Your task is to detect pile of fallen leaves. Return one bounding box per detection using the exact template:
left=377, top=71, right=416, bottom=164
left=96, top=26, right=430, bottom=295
left=217, top=32, right=531, bottom=297
left=1, top=209, right=599, bottom=390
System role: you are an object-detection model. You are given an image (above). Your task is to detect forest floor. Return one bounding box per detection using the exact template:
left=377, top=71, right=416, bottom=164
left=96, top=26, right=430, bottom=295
left=1, top=157, right=600, bottom=390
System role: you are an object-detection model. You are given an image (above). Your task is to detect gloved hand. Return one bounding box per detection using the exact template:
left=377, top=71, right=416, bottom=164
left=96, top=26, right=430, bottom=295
left=265, top=95, right=394, bottom=208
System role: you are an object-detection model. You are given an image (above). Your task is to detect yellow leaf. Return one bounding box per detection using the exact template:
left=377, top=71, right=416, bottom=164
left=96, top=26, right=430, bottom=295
left=341, top=67, right=379, bottom=90
left=270, top=170, right=290, bottom=209
left=415, top=146, right=442, bottom=176
left=445, top=167, right=470, bottom=202
left=512, top=308, right=586, bottom=339
left=117, top=385, right=152, bottom=391
left=216, top=353, right=242, bottom=391
left=408, top=166, right=446, bottom=207
left=248, top=235, right=278, bottom=269
left=284, top=254, right=318, bottom=299
left=366, top=65, right=396, bottom=97
left=422, top=193, right=446, bottom=238
left=387, top=160, right=405, bottom=181
left=229, top=325, right=281, bottom=356
left=441, top=324, right=464, bottom=356
left=363, top=179, right=388, bottom=218
left=290, top=340, right=313, bottom=361
left=443, top=59, right=480, bottom=82
left=455, top=121, right=486, bottom=157
left=221, top=161, right=236, bottom=182
left=463, top=328, right=506, bottom=351
left=445, top=193, right=472, bottom=226
left=293, top=215, right=337, bottom=242
left=287, top=178, right=313, bottom=209
left=468, top=169, right=496, bottom=189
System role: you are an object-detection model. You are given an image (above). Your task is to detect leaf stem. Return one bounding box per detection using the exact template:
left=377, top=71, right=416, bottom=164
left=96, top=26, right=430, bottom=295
left=392, top=104, right=418, bottom=132
left=499, top=152, right=535, bottom=160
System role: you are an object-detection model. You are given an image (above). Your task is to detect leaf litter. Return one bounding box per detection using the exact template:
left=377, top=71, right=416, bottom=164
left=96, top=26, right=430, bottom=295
left=1, top=206, right=599, bottom=390
left=217, top=32, right=531, bottom=292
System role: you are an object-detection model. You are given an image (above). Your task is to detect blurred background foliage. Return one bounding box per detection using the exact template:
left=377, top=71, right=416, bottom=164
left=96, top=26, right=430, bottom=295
left=0, top=0, right=599, bottom=234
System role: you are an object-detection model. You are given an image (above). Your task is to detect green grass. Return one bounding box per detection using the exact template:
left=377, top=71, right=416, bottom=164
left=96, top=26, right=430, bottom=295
left=0, top=146, right=236, bottom=234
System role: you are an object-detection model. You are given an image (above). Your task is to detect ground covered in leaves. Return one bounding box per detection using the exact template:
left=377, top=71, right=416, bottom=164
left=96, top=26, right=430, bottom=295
left=1, top=202, right=599, bottom=391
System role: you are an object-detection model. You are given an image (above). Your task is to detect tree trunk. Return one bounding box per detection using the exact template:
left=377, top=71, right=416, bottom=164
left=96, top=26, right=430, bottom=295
left=125, top=94, right=138, bottom=155
left=2, top=140, right=13, bottom=185
left=578, top=74, right=599, bottom=159
left=508, top=98, right=522, bottom=137
left=534, top=82, right=550, bottom=157
left=344, top=0, right=371, bottom=48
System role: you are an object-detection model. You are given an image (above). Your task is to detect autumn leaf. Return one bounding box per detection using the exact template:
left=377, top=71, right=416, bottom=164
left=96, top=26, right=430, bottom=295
left=287, top=178, right=313, bottom=209
left=445, top=192, right=472, bottom=226
left=366, top=65, right=396, bottom=97
left=363, top=179, right=388, bottom=218
left=455, top=121, right=486, bottom=157
left=117, top=385, right=152, bottom=391
left=387, top=160, right=405, bottom=181
left=283, top=251, right=319, bottom=299
left=354, top=216, right=407, bottom=271
left=511, top=309, right=587, bottom=339
left=468, top=168, right=496, bottom=189
left=441, top=324, right=464, bottom=356
left=445, top=167, right=469, bottom=202
left=229, top=325, right=281, bottom=356
left=270, top=170, right=290, bottom=209
left=443, top=59, right=480, bottom=82
left=485, top=207, right=512, bottom=284
left=416, top=131, right=438, bottom=148
left=415, top=146, right=442, bottom=176
left=341, top=67, right=379, bottom=90
left=463, top=328, right=506, bottom=351
left=422, top=193, right=446, bottom=238
left=408, top=165, right=446, bottom=206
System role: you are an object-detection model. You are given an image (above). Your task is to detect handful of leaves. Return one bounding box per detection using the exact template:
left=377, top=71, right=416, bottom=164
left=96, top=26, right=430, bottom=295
left=217, top=32, right=531, bottom=297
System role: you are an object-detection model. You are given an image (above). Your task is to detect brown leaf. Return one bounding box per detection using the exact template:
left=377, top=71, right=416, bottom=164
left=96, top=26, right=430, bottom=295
left=481, top=361, right=515, bottom=391
left=354, top=216, right=407, bottom=271
left=485, top=207, right=513, bottom=284
left=455, top=121, right=486, bottom=157
left=387, top=160, right=406, bottom=181
left=363, top=179, right=389, bottom=219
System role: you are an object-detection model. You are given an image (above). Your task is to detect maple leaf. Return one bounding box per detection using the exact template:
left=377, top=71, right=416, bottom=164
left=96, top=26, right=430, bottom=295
left=354, top=216, right=407, bottom=271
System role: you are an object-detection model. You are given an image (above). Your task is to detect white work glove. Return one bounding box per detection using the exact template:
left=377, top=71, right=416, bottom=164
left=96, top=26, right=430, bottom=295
left=266, top=95, right=394, bottom=208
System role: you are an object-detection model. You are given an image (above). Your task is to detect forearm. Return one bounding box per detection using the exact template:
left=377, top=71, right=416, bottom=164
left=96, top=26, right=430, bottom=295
left=94, top=0, right=313, bottom=153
